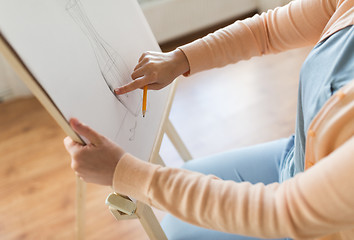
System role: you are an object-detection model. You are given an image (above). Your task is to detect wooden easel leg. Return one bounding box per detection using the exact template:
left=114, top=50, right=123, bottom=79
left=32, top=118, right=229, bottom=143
left=165, top=119, right=193, bottom=162
left=153, top=154, right=166, bottom=166
left=76, top=176, right=86, bottom=240
left=106, top=119, right=192, bottom=239
left=136, top=201, right=167, bottom=240
left=106, top=194, right=167, bottom=240
left=105, top=82, right=192, bottom=239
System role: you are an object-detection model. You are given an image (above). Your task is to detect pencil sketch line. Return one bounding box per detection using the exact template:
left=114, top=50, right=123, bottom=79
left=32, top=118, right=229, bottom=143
left=66, top=0, right=141, bottom=117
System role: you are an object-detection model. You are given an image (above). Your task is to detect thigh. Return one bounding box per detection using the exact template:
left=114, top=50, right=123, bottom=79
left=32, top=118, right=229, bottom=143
left=182, top=137, right=291, bottom=184
left=162, top=214, right=287, bottom=240
left=162, top=138, right=293, bottom=240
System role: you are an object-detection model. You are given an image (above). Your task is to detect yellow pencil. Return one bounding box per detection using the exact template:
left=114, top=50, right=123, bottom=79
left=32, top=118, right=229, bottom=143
left=142, top=85, right=148, bottom=117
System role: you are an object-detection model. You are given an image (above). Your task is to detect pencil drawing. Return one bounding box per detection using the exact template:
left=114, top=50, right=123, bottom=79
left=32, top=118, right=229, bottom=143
left=66, top=0, right=141, bottom=117
left=113, top=109, right=139, bottom=142
left=129, top=120, right=138, bottom=141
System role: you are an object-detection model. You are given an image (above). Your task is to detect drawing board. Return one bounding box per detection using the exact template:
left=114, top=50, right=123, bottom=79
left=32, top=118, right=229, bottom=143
left=0, top=0, right=171, bottom=161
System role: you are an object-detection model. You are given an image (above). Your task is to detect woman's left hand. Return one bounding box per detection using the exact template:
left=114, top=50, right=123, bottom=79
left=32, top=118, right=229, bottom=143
left=63, top=118, right=125, bottom=186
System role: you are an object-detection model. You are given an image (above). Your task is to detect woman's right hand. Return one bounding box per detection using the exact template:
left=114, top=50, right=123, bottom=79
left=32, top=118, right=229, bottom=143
left=114, top=48, right=189, bottom=95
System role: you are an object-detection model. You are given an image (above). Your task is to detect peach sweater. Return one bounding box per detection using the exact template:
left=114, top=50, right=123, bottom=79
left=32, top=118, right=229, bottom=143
left=113, top=0, right=354, bottom=239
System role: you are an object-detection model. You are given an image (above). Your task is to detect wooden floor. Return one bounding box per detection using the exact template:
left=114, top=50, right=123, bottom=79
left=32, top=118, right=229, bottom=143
left=0, top=46, right=311, bottom=239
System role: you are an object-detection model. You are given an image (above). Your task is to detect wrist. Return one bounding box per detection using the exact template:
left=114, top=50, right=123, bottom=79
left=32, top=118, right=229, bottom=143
left=111, top=152, right=128, bottom=187
left=171, top=48, right=190, bottom=76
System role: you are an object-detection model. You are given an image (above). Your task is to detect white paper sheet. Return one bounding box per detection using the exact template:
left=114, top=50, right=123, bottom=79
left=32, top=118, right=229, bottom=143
left=0, top=0, right=170, bottom=161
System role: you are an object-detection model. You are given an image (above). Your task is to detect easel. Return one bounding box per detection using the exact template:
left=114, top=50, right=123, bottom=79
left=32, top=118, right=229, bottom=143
left=105, top=82, right=193, bottom=239
left=0, top=34, right=192, bottom=239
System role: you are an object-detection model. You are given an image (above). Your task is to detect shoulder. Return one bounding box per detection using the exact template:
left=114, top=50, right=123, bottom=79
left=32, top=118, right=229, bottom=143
left=319, top=0, right=354, bottom=42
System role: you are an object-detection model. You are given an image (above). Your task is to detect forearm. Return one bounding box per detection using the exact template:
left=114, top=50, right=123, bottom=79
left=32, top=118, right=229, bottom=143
left=113, top=137, right=354, bottom=239
left=179, top=0, right=335, bottom=75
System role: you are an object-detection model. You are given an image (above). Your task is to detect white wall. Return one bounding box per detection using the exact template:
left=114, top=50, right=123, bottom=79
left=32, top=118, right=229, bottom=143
left=0, top=55, right=12, bottom=101
left=141, top=0, right=258, bottom=43
left=140, top=0, right=292, bottom=43
left=257, top=0, right=291, bottom=13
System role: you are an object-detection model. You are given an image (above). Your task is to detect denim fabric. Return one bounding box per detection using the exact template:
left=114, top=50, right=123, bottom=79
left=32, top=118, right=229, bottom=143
left=162, top=138, right=291, bottom=240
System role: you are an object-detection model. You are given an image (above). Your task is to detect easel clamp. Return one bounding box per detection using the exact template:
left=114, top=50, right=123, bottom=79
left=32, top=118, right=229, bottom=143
left=105, top=192, right=136, bottom=215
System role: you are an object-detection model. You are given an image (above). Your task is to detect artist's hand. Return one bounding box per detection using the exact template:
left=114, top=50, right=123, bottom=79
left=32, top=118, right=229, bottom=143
left=114, top=48, right=189, bottom=94
left=63, top=118, right=125, bottom=186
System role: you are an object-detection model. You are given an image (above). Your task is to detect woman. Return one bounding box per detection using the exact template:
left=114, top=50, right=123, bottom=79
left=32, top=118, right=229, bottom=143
left=64, top=0, right=354, bottom=239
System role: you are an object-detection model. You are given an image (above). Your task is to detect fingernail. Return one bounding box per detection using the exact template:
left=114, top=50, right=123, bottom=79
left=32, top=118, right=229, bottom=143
left=114, top=89, right=120, bottom=95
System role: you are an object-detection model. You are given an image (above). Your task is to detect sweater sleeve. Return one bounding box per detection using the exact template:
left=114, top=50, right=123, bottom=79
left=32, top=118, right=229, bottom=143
left=178, top=0, right=336, bottom=75
left=112, top=137, right=354, bottom=239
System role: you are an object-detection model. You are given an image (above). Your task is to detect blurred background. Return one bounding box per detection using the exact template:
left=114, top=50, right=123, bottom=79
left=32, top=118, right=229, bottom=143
left=0, top=0, right=311, bottom=239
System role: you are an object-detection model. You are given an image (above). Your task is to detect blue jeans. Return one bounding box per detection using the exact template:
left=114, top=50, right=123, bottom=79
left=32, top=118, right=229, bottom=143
left=161, top=138, right=292, bottom=240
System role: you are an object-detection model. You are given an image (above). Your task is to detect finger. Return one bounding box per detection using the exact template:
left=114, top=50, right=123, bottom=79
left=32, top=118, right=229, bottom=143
left=131, top=66, right=146, bottom=80
left=138, top=53, right=146, bottom=62
left=63, top=136, right=83, bottom=151
left=134, top=57, right=148, bottom=71
left=69, top=118, right=102, bottom=146
left=138, top=51, right=152, bottom=62
left=114, top=77, right=147, bottom=95
left=64, top=136, right=84, bottom=159
left=64, top=136, right=76, bottom=149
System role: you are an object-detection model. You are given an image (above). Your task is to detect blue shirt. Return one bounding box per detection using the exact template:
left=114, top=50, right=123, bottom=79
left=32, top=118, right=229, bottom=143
left=279, top=25, right=354, bottom=182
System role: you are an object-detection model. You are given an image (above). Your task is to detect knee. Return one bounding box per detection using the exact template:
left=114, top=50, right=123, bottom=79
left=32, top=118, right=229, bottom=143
left=181, top=160, right=200, bottom=172
left=181, top=161, right=192, bottom=170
